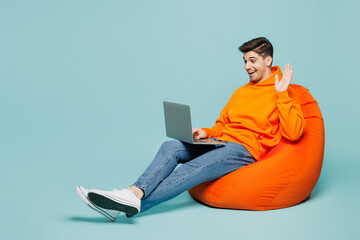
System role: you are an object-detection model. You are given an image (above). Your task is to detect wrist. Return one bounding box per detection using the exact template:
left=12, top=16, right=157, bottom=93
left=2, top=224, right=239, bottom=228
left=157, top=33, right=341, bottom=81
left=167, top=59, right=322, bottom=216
left=201, top=128, right=209, bottom=138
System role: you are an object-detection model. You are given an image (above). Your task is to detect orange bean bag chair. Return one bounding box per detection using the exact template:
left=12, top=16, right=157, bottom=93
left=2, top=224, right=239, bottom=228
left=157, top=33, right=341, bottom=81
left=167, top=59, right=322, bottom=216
left=189, top=84, right=325, bottom=210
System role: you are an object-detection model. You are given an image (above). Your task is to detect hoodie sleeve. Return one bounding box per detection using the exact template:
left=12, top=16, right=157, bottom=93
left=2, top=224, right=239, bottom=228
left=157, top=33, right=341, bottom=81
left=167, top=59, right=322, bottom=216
left=276, top=88, right=306, bottom=141
left=201, top=97, right=231, bottom=138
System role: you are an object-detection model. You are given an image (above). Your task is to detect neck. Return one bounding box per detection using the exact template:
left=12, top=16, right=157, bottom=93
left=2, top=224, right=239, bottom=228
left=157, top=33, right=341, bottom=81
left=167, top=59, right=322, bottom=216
left=257, top=67, right=273, bottom=83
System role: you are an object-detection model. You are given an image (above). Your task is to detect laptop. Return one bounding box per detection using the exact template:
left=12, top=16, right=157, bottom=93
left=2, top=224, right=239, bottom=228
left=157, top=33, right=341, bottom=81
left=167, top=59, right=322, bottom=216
left=163, top=101, right=225, bottom=145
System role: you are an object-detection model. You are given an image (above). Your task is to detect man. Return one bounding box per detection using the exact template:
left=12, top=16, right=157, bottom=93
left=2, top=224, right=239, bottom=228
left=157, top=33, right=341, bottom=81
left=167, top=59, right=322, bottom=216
left=76, top=37, right=305, bottom=221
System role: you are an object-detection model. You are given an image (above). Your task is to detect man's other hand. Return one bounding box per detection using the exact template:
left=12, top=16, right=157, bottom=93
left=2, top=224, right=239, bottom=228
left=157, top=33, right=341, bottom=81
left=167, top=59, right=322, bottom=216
left=192, top=128, right=207, bottom=140
left=275, top=64, right=293, bottom=92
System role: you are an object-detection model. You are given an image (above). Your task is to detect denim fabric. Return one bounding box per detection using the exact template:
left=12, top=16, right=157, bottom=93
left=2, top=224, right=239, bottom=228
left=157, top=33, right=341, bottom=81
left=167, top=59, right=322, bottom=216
left=133, top=139, right=256, bottom=213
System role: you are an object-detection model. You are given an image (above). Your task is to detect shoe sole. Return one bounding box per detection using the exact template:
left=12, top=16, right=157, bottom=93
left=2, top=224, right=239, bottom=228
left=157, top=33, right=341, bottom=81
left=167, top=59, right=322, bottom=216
left=88, top=192, right=139, bottom=215
left=76, top=186, right=117, bottom=221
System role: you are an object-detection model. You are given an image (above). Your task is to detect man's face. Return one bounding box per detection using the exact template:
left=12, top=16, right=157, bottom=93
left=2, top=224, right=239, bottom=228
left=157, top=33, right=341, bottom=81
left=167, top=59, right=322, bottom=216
left=243, top=51, right=272, bottom=83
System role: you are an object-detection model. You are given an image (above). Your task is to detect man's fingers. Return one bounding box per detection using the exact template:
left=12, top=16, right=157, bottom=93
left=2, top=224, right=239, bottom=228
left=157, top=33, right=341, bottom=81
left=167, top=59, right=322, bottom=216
left=284, top=64, right=289, bottom=76
left=282, top=64, right=293, bottom=81
left=288, top=65, right=293, bottom=81
left=193, top=128, right=200, bottom=139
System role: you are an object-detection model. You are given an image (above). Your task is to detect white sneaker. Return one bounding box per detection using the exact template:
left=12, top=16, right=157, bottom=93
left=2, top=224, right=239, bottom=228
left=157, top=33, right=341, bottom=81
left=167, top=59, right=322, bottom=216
left=88, top=189, right=141, bottom=216
left=76, top=186, right=121, bottom=221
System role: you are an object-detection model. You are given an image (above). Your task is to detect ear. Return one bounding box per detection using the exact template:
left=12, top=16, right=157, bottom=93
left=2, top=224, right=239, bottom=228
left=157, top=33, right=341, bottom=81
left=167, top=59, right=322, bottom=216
left=266, top=56, right=272, bottom=67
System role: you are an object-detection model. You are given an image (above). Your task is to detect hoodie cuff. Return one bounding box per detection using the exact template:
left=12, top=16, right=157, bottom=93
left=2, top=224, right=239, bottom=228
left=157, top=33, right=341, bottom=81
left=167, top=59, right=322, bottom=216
left=201, top=128, right=210, bottom=138
left=276, top=90, right=291, bottom=103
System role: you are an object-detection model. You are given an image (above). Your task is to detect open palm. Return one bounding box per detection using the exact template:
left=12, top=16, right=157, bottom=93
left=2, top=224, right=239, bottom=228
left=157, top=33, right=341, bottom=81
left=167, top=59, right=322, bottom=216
left=275, top=64, right=293, bottom=92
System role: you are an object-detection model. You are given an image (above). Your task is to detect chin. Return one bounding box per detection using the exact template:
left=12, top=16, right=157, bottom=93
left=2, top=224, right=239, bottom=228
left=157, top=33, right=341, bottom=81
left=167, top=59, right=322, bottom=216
left=249, top=74, right=259, bottom=82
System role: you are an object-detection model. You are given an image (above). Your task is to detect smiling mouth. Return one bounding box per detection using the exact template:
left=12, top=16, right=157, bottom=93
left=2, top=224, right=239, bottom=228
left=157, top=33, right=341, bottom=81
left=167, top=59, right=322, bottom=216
left=248, top=70, right=256, bottom=75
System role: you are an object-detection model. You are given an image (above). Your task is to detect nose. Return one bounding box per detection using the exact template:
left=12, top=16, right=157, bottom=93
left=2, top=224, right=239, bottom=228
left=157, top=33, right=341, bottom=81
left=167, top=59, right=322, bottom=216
left=245, top=62, right=251, bottom=70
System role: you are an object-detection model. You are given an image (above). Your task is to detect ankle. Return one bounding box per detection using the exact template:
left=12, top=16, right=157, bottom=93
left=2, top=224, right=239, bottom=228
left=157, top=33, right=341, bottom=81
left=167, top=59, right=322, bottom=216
left=127, top=186, right=144, bottom=199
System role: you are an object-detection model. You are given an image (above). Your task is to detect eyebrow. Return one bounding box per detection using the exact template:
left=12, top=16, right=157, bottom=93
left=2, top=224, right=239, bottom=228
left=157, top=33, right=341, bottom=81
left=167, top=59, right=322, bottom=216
left=243, top=57, right=258, bottom=60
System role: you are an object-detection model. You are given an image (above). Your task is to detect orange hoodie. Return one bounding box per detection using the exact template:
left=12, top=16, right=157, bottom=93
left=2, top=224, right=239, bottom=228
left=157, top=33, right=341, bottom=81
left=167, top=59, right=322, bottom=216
left=202, top=66, right=305, bottom=161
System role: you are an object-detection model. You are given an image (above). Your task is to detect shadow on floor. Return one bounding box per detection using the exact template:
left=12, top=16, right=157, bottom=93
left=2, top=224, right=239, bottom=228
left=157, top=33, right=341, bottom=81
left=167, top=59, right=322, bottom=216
left=66, top=216, right=136, bottom=224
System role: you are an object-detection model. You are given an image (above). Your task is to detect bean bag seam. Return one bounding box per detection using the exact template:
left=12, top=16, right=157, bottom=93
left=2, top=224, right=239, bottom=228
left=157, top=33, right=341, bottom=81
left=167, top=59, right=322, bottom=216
left=304, top=116, right=321, bottom=119
left=301, top=101, right=316, bottom=106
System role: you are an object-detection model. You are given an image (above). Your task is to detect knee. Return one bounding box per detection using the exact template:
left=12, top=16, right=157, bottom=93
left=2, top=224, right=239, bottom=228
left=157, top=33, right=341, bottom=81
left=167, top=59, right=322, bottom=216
left=160, top=140, right=184, bottom=151
left=159, top=140, right=188, bottom=156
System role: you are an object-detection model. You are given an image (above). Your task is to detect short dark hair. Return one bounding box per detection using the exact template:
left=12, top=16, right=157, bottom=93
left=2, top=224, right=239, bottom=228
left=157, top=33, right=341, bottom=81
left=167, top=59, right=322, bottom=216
left=239, top=37, right=273, bottom=59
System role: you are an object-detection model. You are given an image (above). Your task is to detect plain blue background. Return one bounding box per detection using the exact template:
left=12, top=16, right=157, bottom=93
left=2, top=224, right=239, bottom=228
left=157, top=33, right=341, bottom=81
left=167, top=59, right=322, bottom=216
left=1, top=0, right=359, bottom=239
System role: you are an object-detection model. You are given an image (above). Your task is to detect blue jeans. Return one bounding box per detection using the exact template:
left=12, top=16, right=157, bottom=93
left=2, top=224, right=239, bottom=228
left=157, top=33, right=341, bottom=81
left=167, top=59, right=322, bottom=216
left=133, top=139, right=256, bottom=213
